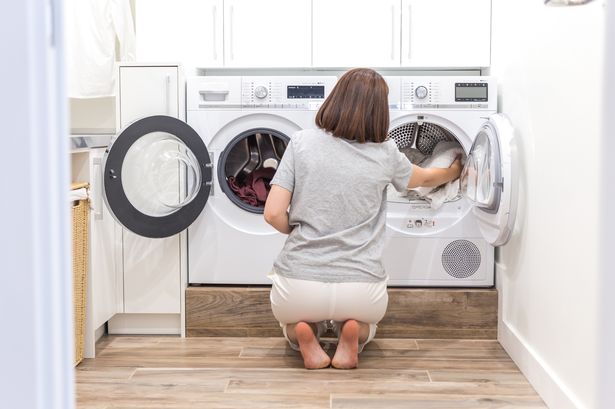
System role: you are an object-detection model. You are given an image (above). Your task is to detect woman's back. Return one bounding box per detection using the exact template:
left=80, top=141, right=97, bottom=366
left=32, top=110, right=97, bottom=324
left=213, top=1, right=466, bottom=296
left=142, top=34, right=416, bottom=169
left=271, top=127, right=411, bottom=283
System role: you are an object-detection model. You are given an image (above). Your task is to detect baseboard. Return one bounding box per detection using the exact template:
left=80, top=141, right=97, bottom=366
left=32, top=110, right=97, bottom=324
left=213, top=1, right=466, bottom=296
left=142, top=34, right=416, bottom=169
left=498, top=321, right=585, bottom=409
left=108, top=313, right=181, bottom=335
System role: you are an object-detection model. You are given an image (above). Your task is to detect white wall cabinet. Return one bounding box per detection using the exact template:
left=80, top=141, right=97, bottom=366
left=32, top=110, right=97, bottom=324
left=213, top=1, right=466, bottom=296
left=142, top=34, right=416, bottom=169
left=401, top=0, right=491, bottom=67
left=223, top=0, right=312, bottom=67
left=135, top=0, right=223, bottom=72
left=116, top=64, right=183, bottom=317
left=313, top=0, right=401, bottom=68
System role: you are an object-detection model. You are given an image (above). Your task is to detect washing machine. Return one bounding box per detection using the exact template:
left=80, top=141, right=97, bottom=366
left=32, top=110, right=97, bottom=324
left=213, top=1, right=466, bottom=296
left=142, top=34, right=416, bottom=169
left=383, top=76, right=517, bottom=287
left=185, top=75, right=337, bottom=284
left=100, top=75, right=336, bottom=285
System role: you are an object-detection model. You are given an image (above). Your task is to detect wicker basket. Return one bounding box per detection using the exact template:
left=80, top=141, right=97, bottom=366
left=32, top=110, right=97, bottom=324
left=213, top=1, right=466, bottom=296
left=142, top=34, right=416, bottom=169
left=71, top=183, right=89, bottom=366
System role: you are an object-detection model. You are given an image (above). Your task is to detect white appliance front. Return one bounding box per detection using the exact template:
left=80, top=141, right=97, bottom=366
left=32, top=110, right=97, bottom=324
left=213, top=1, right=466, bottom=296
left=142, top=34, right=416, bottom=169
left=383, top=76, right=516, bottom=287
left=186, top=76, right=337, bottom=284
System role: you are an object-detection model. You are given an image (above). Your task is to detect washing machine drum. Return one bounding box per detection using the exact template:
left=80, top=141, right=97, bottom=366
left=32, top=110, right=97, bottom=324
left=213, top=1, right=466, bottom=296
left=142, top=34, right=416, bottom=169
left=389, top=122, right=454, bottom=155
left=218, top=128, right=289, bottom=213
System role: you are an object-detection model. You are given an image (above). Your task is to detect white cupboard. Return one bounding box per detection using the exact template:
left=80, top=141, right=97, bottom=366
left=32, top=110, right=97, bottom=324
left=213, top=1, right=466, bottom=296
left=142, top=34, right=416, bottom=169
left=401, top=0, right=491, bottom=67
left=135, top=0, right=223, bottom=71
left=115, top=64, right=183, bottom=317
left=223, top=0, right=312, bottom=67
left=88, top=149, right=123, bottom=328
left=313, top=0, right=401, bottom=68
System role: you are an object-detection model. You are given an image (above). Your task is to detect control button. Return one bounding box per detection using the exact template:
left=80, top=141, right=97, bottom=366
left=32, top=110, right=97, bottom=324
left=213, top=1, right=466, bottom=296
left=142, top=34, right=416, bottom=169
left=414, top=86, right=428, bottom=100
left=254, top=85, right=268, bottom=99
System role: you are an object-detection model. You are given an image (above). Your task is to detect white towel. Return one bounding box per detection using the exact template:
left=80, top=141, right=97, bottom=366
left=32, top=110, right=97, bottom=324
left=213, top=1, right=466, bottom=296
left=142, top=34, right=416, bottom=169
left=411, top=141, right=465, bottom=209
left=69, top=188, right=88, bottom=202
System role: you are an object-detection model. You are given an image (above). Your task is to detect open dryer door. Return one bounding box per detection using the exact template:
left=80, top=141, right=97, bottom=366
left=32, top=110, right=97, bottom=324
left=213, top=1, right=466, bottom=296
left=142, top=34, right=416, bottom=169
left=103, top=115, right=212, bottom=238
left=461, top=114, right=517, bottom=246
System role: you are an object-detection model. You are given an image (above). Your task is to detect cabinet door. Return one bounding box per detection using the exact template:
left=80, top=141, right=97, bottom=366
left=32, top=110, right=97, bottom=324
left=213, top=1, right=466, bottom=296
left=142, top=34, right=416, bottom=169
left=89, top=148, right=123, bottom=328
left=401, top=0, right=491, bottom=67
left=117, top=66, right=182, bottom=314
left=135, top=0, right=223, bottom=71
left=313, top=0, right=401, bottom=68
left=119, top=66, right=179, bottom=127
left=224, top=0, right=312, bottom=67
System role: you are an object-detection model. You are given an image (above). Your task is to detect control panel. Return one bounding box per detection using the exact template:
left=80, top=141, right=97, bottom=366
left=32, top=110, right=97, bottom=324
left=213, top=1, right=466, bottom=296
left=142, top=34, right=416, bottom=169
left=188, top=76, right=337, bottom=110
left=241, top=76, right=337, bottom=109
left=389, top=76, right=497, bottom=110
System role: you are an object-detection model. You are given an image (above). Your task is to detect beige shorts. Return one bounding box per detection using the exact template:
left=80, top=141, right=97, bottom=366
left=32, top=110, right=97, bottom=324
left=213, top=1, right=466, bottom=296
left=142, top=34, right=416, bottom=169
left=268, top=272, right=388, bottom=353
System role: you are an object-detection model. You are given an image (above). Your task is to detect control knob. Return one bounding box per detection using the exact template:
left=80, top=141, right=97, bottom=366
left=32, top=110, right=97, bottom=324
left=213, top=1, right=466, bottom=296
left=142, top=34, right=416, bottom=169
left=254, top=85, right=268, bottom=99
left=414, top=86, right=428, bottom=99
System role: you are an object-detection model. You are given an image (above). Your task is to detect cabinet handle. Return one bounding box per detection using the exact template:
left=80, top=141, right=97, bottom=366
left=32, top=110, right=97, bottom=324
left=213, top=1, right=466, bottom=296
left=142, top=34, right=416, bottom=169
left=165, top=74, right=171, bottom=115
left=391, top=5, right=395, bottom=60
left=407, top=4, right=412, bottom=60
left=229, top=5, right=234, bottom=61
left=212, top=5, right=218, bottom=61
left=93, top=157, right=103, bottom=221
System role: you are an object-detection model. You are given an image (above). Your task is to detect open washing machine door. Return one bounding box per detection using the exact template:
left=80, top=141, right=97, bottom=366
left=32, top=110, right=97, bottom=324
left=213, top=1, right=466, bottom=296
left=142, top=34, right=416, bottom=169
left=103, top=115, right=213, bottom=238
left=461, top=114, right=517, bottom=246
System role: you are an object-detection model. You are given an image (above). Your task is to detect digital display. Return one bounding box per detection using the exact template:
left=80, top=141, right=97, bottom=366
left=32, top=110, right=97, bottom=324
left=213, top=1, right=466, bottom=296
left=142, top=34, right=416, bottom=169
left=287, top=85, right=325, bottom=99
left=455, top=83, right=488, bottom=102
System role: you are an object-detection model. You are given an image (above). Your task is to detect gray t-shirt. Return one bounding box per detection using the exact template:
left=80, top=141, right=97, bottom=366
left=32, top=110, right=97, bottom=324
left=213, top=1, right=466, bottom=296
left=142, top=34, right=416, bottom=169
left=270, top=128, right=413, bottom=283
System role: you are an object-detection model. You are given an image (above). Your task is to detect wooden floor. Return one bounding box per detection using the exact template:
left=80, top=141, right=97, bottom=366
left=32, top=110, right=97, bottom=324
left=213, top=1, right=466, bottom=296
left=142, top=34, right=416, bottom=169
left=76, top=336, right=546, bottom=408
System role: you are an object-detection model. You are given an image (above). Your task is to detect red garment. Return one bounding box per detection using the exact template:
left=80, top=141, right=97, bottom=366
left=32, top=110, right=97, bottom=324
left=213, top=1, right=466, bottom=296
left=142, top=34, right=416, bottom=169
left=228, top=176, right=258, bottom=206
left=251, top=167, right=276, bottom=202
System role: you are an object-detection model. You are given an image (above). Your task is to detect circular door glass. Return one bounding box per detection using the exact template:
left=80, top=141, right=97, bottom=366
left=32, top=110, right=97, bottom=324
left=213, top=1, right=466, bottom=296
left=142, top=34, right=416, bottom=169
left=103, top=115, right=212, bottom=239
left=122, top=132, right=202, bottom=217
left=462, top=127, right=500, bottom=212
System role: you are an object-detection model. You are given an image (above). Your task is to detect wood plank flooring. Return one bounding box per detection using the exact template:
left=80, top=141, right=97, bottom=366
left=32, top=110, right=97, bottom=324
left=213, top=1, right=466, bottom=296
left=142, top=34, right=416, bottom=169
left=76, top=336, right=545, bottom=408
left=186, top=287, right=498, bottom=338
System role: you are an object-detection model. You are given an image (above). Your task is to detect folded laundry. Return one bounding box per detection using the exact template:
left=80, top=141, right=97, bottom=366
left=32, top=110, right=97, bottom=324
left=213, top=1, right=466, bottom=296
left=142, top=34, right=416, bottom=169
left=411, top=141, right=466, bottom=209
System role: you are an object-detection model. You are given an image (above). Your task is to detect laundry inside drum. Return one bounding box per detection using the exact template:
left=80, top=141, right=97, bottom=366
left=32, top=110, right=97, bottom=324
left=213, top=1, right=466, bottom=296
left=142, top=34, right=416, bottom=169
left=219, top=129, right=289, bottom=213
left=387, top=121, right=466, bottom=207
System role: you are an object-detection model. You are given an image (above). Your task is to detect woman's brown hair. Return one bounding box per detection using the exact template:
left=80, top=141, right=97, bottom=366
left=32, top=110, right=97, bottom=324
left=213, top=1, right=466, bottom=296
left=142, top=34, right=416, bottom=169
left=315, top=68, right=389, bottom=143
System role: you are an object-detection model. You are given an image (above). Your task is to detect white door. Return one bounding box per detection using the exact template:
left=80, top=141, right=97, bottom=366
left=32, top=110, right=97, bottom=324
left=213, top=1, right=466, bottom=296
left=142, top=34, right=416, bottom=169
left=313, top=0, right=401, bottom=67
left=117, top=66, right=190, bottom=314
left=461, top=114, right=517, bottom=246
left=401, top=0, right=491, bottom=67
left=135, top=0, right=223, bottom=70
left=224, top=0, right=312, bottom=67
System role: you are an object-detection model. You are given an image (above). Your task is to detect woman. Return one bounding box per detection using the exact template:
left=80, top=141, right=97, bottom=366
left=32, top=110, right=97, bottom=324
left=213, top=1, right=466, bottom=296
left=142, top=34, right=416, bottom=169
left=264, top=68, right=462, bottom=369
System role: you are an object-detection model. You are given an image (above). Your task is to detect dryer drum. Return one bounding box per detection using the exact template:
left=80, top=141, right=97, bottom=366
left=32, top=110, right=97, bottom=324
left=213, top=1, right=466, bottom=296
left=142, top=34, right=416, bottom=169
left=218, top=128, right=289, bottom=214
left=415, top=123, right=453, bottom=155
left=388, top=122, right=455, bottom=156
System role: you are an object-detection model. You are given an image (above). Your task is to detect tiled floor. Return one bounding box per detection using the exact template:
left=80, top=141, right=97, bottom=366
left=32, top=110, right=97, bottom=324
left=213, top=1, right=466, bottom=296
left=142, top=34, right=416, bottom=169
left=76, top=336, right=546, bottom=408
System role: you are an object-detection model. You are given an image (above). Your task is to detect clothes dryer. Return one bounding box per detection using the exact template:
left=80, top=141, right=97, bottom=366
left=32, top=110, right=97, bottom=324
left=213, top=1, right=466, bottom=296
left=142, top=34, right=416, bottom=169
left=383, top=76, right=517, bottom=287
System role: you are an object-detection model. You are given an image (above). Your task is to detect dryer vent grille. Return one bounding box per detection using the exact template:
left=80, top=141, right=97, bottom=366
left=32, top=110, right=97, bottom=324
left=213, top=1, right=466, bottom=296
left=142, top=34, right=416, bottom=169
left=441, top=240, right=481, bottom=279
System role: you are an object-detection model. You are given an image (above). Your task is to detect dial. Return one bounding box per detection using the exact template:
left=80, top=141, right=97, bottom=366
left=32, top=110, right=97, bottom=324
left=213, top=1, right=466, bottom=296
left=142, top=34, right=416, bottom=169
left=415, top=86, right=428, bottom=99
left=254, top=85, right=268, bottom=99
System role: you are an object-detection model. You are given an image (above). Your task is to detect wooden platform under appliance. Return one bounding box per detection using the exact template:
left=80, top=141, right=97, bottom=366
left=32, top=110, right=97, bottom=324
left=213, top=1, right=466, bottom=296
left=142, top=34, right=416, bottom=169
left=186, top=287, right=497, bottom=339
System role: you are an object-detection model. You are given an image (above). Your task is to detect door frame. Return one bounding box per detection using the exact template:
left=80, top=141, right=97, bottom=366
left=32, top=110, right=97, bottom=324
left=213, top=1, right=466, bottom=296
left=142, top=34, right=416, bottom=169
left=0, top=1, right=74, bottom=408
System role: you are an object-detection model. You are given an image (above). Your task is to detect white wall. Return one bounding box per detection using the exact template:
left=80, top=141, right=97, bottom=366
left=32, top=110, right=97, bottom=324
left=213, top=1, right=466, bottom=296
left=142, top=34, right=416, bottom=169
left=491, top=1, right=605, bottom=408
left=598, top=1, right=615, bottom=407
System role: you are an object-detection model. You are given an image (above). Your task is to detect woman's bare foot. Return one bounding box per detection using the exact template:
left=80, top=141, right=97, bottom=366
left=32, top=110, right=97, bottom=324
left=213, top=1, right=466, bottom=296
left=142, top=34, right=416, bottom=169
left=295, top=322, right=330, bottom=369
left=332, top=319, right=360, bottom=369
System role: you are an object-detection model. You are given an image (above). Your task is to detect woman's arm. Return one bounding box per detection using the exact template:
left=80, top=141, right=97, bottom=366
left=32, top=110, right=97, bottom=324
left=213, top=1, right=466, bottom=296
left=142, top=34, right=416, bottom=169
left=264, top=185, right=293, bottom=234
left=407, top=158, right=463, bottom=189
